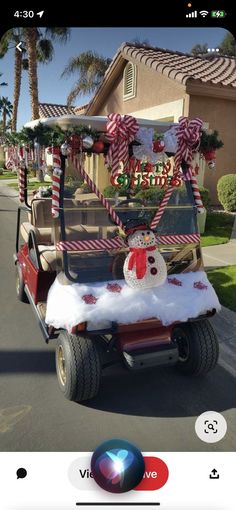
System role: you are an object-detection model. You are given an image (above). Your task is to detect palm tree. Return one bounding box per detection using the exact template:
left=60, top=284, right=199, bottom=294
left=0, top=29, right=27, bottom=131
left=0, top=97, right=13, bottom=131
left=219, top=33, right=236, bottom=56
left=0, top=71, right=8, bottom=89
left=191, top=43, right=208, bottom=56
left=0, top=28, right=70, bottom=129
left=25, top=27, right=71, bottom=120
left=61, top=50, right=112, bottom=106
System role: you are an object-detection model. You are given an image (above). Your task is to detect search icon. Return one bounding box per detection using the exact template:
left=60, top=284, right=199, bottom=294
left=207, top=423, right=214, bottom=431
left=195, top=411, right=227, bottom=443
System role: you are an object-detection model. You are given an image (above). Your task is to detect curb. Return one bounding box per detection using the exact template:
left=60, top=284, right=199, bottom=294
left=230, top=215, right=236, bottom=243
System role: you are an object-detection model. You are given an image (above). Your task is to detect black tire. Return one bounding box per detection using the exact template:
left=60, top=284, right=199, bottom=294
left=16, top=263, right=28, bottom=303
left=172, top=320, right=219, bottom=376
left=55, top=332, right=101, bottom=402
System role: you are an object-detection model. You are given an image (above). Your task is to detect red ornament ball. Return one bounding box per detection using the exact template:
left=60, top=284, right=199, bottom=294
left=153, top=140, right=165, bottom=153
left=203, top=149, right=216, bottom=161
left=70, top=134, right=81, bottom=150
left=92, top=140, right=105, bottom=153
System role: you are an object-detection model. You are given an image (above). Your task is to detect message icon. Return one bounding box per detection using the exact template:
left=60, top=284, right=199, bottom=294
left=16, top=468, right=27, bottom=479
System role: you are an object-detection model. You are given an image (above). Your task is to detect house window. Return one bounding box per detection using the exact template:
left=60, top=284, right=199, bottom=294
left=123, top=62, right=136, bottom=100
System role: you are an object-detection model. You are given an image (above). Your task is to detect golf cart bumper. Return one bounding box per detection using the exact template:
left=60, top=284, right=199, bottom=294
left=117, top=320, right=178, bottom=370
left=123, top=343, right=179, bottom=370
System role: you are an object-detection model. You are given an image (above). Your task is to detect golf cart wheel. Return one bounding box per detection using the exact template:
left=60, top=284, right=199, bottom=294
left=15, top=263, right=28, bottom=303
left=55, top=332, right=101, bottom=402
left=172, top=320, right=219, bottom=376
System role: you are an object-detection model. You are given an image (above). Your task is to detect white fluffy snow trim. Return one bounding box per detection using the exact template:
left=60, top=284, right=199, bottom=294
left=45, top=271, right=221, bottom=331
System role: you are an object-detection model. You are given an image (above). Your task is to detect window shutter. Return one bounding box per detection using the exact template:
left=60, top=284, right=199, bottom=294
left=123, top=63, right=136, bottom=99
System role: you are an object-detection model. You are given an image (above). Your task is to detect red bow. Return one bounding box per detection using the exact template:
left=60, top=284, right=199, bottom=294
left=174, top=116, right=203, bottom=173
left=128, top=246, right=156, bottom=279
left=105, top=113, right=139, bottom=176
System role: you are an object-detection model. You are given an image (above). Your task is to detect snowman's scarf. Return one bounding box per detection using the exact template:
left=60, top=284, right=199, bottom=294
left=128, top=246, right=156, bottom=279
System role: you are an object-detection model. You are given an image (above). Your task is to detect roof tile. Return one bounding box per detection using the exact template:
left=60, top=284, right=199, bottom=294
left=121, top=44, right=236, bottom=88
left=38, top=103, right=76, bottom=118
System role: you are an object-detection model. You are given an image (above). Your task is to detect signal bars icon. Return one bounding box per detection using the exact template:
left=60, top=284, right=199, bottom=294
left=186, top=10, right=209, bottom=18
left=186, top=10, right=197, bottom=18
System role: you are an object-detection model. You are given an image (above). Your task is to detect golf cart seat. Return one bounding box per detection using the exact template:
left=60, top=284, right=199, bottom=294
left=22, top=198, right=119, bottom=272
left=21, top=198, right=118, bottom=244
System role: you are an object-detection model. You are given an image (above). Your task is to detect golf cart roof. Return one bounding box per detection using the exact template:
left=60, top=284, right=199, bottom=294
left=24, top=115, right=177, bottom=133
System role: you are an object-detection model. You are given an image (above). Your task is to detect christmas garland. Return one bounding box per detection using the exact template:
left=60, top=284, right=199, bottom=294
left=4, top=122, right=100, bottom=148
left=199, top=129, right=224, bottom=153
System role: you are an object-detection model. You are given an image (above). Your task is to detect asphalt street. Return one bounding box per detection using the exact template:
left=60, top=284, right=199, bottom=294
left=0, top=187, right=236, bottom=452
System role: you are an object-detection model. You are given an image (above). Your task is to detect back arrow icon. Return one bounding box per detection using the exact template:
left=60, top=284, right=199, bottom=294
left=16, top=42, right=22, bottom=52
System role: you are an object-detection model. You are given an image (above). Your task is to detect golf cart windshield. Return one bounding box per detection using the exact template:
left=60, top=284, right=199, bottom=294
left=56, top=164, right=198, bottom=283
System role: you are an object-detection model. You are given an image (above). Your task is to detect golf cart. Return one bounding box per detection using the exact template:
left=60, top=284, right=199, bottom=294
left=14, top=114, right=220, bottom=403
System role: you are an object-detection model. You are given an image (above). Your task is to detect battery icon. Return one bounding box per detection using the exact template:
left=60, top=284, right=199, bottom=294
left=211, top=10, right=226, bottom=18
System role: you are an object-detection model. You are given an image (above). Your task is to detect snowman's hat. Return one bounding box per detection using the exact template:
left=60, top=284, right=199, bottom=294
left=124, top=219, right=150, bottom=238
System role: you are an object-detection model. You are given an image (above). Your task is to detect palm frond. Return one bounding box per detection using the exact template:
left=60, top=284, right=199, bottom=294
left=45, top=27, right=71, bottom=43
left=36, top=38, right=54, bottom=63
left=61, top=51, right=111, bottom=78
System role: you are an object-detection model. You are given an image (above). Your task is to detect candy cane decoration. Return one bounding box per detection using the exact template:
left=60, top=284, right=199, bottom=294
left=56, top=236, right=124, bottom=252
left=52, top=168, right=62, bottom=218
left=150, top=117, right=203, bottom=229
left=5, top=146, right=14, bottom=169
left=18, top=162, right=26, bottom=203
left=71, top=155, right=124, bottom=231
left=55, top=233, right=199, bottom=252
left=105, top=113, right=139, bottom=176
left=156, top=234, right=200, bottom=244
left=150, top=186, right=175, bottom=230
left=52, top=147, right=61, bottom=169
left=182, top=168, right=204, bottom=214
left=174, top=116, right=203, bottom=173
left=190, top=173, right=204, bottom=213
left=51, top=150, right=62, bottom=218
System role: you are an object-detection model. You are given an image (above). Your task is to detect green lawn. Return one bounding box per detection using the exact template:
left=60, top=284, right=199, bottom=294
left=207, top=265, right=236, bottom=312
left=0, top=171, right=18, bottom=180
left=8, top=180, right=51, bottom=191
left=201, top=212, right=234, bottom=247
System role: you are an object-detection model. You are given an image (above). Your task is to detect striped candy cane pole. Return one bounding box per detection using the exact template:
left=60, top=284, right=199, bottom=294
left=72, top=156, right=124, bottom=231
left=18, top=163, right=26, bottom=203
left=150, top=185, right=175, bottom=229
left=56, top=236, right=124, bottom=252
left=182, top=167, right=204, bottom=214
left=51, top=151, right=62, bottom=218
left=189, top=172, right=204, bottom=214
left=52, top=148, right=61, bottom=169
left=52, top=168, right=62, bottom=218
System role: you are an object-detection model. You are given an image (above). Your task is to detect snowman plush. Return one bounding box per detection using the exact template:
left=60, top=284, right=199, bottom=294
left=123, top=222, right=167, bottom=289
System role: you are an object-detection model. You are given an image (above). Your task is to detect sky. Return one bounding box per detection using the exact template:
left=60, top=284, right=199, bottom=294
left=0, top=26, right=229, bottom=130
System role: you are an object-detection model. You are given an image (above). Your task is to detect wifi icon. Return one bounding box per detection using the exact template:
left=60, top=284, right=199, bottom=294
left=200, top=10, right=209, bottom=17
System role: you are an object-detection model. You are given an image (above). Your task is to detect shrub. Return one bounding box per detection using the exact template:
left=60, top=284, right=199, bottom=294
left=81, top=182, right=91, bottom=194
left=0, top=159, right=5, bottom=169
left=199, top=187, right=211, bottom=209
left=103, top=185, right=129, bottom=198
left=135, top=187, right=165, bottom=204
left=217, top=174, right=236, bottom=211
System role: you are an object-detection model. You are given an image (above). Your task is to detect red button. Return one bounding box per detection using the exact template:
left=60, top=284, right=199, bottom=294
left=134, top=456, right=169, bottom=491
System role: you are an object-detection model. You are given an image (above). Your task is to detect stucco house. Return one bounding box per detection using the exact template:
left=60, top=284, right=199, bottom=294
left=85, top=43, right=236, bottom=203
